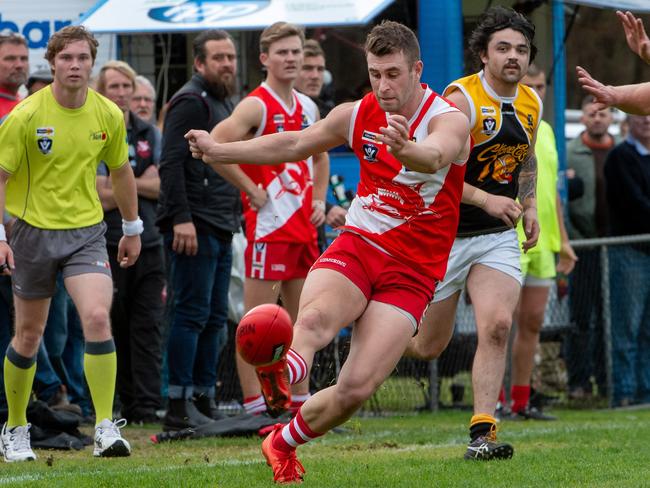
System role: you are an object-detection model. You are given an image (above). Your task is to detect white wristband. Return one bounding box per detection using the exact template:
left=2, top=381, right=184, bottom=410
left=313, top=199, right=325, bottom=212
left=122, top=217, right=144, bottom=236
left=0, top=224, right=5, bottom=242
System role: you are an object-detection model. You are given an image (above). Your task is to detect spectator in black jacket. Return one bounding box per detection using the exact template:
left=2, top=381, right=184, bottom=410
left=604, top=114, right=650, bottom=407
left=156, top=30, right=241, bottom=430
left=96, top=60, right=165, bottom=424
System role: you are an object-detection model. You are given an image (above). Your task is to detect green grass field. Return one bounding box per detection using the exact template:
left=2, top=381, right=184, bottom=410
left=1, top=407, right=648, bottom=487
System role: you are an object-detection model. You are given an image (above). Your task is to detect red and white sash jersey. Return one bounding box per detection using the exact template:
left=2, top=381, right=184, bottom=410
left=342, top=85, right=467, bottom=282
left=241, top=82, right=318, bottom=244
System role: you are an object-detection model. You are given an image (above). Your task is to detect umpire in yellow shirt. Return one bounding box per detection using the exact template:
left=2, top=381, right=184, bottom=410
left=0, top=26, right=140, bottom=462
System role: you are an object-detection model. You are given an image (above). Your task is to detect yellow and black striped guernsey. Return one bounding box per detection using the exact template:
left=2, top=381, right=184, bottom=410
left=444, top=70, right=542, bottom=237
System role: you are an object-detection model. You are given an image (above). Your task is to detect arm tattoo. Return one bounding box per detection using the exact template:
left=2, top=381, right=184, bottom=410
left=517, top=151, right=537, bottom=205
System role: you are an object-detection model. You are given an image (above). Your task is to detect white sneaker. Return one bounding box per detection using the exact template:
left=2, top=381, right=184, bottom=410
left=0, top=423, right=36, bottom=462
left=93, top=419, right=131, bottom=457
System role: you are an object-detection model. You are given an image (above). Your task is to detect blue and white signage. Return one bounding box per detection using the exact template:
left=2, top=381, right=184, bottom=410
left=1, top=0, right=115, bottom=74
left=79, top=0, right=395, bottom=33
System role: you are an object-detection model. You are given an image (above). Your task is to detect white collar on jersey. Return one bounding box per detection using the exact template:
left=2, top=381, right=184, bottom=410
left=261, top=81, right=297, bottom=115
left=478, top=70, right=517, bottom=104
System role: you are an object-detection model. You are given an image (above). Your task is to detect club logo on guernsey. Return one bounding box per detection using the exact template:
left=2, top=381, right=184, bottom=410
left=37, top=137, right=52, bottom=155
left=301, top=114, right=309, bottom=130
left=482, top=117, right=496, bottom=135
left=363, top=143, right=379, bottom=162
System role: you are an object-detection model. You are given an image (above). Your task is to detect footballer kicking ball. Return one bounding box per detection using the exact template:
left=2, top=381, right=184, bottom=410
left=236, top=304, right=293, bottom=366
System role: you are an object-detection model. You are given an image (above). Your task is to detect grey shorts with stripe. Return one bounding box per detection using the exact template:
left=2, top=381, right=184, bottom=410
left=10, top=220, right=112, bottom=299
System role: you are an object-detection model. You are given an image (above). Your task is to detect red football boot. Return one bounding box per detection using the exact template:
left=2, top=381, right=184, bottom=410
left=262, top=424, right=305, bottom=484
left=256, top=358, right=291, bottom=416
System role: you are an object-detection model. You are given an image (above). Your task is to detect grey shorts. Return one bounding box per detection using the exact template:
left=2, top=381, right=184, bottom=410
left=434, top=229, right=522, bottom=303
left=10, top=220, right=111, bottom=299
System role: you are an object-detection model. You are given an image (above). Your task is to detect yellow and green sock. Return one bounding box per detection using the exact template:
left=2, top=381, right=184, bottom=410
left=84, top=339, right=117, bottom=426
left=4, top=345, right=36, bottom=427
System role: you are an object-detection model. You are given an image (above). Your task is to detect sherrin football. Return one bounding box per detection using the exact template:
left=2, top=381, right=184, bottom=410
left=236, top=304, right=293, bottom=366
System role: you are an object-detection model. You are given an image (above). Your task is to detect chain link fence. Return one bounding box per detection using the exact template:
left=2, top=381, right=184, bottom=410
left=214, top=234, right=650, bottom=414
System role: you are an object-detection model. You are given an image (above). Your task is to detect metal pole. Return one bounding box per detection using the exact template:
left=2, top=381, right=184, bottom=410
left=600, top=245, right=613, bottom=408
left=552, top=0, right=568, bottom=204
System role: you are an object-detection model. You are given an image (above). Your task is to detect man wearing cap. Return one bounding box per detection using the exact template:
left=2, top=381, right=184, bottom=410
left=26, top=70, right=53, bottom=95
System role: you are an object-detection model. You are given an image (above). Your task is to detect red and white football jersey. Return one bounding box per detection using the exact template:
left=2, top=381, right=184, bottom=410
left=342, top=85, right=467, bottom=281
left=241, top=82, right=318, bottom=244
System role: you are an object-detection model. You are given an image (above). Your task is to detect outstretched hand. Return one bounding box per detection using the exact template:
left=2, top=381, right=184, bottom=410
left=617, top=10, right=650, bottom=65
left=576, top=66, right=618, bottom=110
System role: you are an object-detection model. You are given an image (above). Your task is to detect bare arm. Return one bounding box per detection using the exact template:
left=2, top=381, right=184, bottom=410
left=576, top=66, right=650, bottom=115
left=110, top=161, right=141, bottom=267
left=518, top=131, right=539, bottom=252
left=187, top=102, right=353, bottom=168
left=518, top=140, right=537, bottom=210
left=310, top=109, right=329, bottom=203
left=110, top=161, right=139, bottom=220
left=310, top=150, right=329, bottom=226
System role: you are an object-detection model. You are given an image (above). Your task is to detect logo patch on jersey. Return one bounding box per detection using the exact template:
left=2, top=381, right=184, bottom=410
left=90, top=130, right=107, bottom=141
left=36, top=127, right=54, bottom=136
left=361, top=130, right=383, bottom=144
left=476, top=143, right=528, bottom=184
left=37, top=137, right=52, bottom=155
left=271, top=264, right=286, bottom=272
left=362, top=143, right=379, bottom=162
left=136, top=140, right=152, bottom=159
left=273, top=114, right=285, bottom=131
left=481, top=106, right=496, bottom=115
left=482, top=117, right=497, bottom=135
left=301, top=113, right=309, bottom=130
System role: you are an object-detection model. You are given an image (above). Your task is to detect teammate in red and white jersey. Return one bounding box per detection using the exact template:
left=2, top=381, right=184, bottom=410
left=207, top=22, right=328, bottom=417
left=186, top=20, right=470, bottom=483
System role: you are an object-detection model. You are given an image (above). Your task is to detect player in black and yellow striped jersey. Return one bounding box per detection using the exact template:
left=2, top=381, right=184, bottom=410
left=406, top=6, right=541, bottom=461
